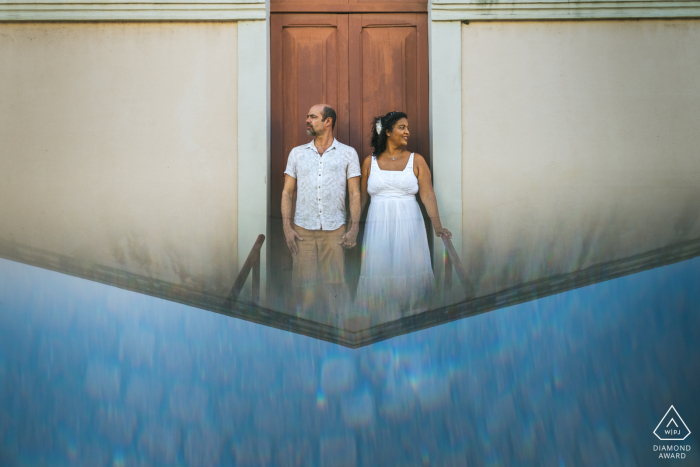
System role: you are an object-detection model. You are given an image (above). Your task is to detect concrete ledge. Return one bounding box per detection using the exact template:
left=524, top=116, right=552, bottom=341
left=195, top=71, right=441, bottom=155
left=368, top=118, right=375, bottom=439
left=431, top=1, right=700, bottom=21
left=0, top=2, right=265, bottom=21
left=362, top=236, right=700, bottom=347
left=4, top=234, right=698, bottom=348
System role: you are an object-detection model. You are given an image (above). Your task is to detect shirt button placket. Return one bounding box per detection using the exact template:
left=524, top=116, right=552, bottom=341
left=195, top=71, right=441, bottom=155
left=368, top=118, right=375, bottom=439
left=318, top=160, right=323, bottom=226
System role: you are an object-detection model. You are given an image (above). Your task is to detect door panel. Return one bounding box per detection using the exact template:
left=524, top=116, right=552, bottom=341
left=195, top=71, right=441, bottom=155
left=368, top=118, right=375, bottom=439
left=269, top=14, right=349, bottom=305
left=271, top=14, right=349, bottom=217
left=346, top=13, right=430, bottom=298
left=349, top=14, right=429, bottom=163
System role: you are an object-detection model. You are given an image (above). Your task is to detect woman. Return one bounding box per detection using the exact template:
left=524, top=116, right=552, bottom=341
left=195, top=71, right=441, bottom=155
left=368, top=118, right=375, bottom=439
left=354, top=111, right=451, bottom=323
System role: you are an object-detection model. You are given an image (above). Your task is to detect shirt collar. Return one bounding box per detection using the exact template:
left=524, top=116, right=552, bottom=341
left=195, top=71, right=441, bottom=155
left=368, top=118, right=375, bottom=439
left=306, top=138, right=338, bottom=154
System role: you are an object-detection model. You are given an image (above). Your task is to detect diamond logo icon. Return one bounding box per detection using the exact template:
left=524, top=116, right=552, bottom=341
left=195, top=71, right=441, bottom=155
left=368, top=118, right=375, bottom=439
left=654, top=406, right=691, bottom=441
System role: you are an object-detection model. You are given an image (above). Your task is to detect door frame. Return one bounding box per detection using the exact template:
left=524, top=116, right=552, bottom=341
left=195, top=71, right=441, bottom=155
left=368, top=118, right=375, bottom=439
left=268, top=7, right=434, bottom=305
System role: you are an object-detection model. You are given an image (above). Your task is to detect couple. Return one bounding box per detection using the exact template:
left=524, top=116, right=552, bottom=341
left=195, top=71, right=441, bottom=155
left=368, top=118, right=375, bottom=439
left=281, top=104, right=451, bottom=326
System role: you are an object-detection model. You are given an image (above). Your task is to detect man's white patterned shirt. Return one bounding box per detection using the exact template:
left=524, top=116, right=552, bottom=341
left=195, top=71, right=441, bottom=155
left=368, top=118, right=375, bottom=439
left=284, top=138, right=361, bottom=231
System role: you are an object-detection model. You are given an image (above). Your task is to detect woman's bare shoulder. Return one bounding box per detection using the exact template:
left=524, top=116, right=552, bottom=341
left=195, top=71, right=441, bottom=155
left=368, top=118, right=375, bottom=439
left=412, top=153, right=428, bottom=166
left=413, top=153, right=429, bottom=170
left=362, top=155, right=373, bottom=170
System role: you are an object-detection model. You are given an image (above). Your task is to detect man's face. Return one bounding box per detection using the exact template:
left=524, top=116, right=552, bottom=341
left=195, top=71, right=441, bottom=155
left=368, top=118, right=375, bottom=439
left=306, top=105, right=328, bottom=137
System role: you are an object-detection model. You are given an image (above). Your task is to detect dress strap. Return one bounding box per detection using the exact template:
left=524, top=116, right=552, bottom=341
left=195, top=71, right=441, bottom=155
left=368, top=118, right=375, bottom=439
left=404, top=153, right=415, bottom=171
left=371, top=155, right=380, bottom=170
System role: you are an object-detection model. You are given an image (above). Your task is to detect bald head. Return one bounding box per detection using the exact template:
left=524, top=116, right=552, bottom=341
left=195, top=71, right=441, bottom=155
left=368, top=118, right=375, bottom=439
left=306, top=104, right=336, bottom=137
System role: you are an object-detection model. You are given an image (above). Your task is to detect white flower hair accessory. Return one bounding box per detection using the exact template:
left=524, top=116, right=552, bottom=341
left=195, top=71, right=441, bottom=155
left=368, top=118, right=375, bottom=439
left=375, top=118, right=383, bottom=135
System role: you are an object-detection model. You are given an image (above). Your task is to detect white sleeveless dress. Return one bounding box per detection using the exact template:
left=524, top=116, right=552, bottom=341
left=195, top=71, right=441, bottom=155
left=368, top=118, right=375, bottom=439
left=355, top=153, right=436, bottom=321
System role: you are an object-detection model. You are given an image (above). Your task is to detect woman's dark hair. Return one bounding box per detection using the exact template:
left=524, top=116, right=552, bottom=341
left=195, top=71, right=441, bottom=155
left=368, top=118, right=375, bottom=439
left=370, top=111, right=408, bottom=155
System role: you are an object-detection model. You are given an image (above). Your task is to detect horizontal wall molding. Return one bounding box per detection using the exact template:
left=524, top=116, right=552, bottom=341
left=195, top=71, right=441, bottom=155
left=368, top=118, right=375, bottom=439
left=0, top=1, right=265, bottom=21
left=4, top=1, right=696, bottom=23
left=431, top=1, right=700, bottom=21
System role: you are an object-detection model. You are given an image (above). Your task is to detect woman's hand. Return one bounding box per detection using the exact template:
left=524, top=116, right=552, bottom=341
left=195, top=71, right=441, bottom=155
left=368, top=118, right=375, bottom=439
left=339, top=226, right=359, bottom=249
left=434, top=227, right=452, bottom=239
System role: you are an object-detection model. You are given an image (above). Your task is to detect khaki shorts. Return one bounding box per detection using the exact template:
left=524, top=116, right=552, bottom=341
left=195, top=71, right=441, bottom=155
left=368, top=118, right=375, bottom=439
left=292, top=224, right=346, bottom=287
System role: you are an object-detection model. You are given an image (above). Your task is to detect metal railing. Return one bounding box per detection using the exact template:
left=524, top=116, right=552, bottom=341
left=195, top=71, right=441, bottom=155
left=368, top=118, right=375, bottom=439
left=442, top=236, right=473, bottom=297
left=226, top=234, right=265, bottom=307
left=226, top=233, right=468, bottom=309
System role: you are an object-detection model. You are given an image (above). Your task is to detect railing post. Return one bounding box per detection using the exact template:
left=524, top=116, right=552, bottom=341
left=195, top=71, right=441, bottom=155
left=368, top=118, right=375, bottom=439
left=226, top=234, right=265, bottom=307
left=252, top=254, right=260, bottom=305
left=442, top=236, right=474, bottom=299
left=444, top=248, right=453, bottom=292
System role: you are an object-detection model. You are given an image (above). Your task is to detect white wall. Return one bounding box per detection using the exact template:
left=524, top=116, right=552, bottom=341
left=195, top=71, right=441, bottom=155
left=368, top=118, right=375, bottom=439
left=0, top=23, right=240, bottom=299
left=237, top=19, right=269, bottom=304
left=460, top=20, right=700, bottom=297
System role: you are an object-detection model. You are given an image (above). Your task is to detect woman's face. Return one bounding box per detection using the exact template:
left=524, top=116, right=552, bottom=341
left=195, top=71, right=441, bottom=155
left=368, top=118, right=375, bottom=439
left=387, top=118, right=409, bottom=148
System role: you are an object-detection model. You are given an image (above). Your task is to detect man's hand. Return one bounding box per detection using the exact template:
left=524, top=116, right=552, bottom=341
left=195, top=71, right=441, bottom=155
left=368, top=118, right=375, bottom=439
left=285, top=227, right=303, bottom=255
left=339, top=227, right=359, bottom=249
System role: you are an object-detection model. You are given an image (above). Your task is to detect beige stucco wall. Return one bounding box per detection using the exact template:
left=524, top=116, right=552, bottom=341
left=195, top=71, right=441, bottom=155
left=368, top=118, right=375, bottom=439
left=0, top=22, right=239, bottom=299
left=461, top=20, right=700, bottom=297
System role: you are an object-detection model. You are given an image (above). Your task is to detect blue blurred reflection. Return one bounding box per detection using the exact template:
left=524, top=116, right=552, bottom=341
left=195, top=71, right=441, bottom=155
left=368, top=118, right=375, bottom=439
left=0, top=256, right=698, bottom=466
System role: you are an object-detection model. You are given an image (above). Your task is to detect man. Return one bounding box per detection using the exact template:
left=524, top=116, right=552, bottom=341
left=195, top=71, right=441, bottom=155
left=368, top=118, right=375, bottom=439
left=281, top=104, right=361, bottom=322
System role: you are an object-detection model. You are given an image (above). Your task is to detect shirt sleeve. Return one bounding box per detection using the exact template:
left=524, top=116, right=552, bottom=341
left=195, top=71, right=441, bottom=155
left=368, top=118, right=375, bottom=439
left=347, top=149, right=362, bottom=179
left=284, top=149, right=297, bottom=178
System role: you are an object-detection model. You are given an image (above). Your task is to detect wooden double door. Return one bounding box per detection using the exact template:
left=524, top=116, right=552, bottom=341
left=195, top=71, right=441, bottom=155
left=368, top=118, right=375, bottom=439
left=269, top=11, right=430, bottom=305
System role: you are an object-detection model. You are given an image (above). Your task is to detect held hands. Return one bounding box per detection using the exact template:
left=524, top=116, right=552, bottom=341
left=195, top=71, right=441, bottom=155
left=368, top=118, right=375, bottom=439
left=434, top=226, right=452, bottom=239
left=284, top=227, right=303, bottom=255
left=339, top=227, right=359, bottom=249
